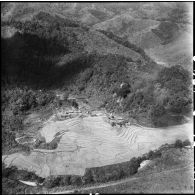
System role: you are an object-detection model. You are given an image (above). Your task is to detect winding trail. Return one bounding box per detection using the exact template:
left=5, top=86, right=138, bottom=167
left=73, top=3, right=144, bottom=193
left=51, top=162, right=194, bottom=194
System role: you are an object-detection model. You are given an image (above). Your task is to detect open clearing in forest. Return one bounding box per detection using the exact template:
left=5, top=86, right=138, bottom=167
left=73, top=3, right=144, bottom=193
left=2, top=111, right=193, bottom=178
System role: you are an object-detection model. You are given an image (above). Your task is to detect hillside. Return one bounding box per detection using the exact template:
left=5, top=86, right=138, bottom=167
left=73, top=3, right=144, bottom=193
left=2, top=11, right=192, bottom=128
left=1, top=12, right=153, bottom=89
left=2, top=2, right=192, bottom=69
left=92, top=2, right=193, bottom=68
left=1, top=3, right=193, bottom=195
left=1, top=2, right=114, bottom=25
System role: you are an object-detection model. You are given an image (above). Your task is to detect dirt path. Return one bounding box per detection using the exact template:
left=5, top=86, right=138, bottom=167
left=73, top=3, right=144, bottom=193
left=51, top=163, right=193, bottom=194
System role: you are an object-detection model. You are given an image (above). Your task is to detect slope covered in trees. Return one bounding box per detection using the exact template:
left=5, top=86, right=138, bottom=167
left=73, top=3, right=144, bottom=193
left=1, top=11, right=192, bottom=158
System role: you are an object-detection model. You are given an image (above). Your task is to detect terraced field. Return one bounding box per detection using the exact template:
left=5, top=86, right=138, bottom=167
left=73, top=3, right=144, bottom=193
left=2, top=112, right=193, bottom=178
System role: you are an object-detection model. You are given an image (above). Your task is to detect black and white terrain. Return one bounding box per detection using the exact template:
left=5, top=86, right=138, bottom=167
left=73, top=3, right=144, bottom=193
left=1, top=2, right=194, bottom=194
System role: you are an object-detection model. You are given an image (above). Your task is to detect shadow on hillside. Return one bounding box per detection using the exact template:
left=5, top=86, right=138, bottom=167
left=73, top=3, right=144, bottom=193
left=1, top=32, right=93, bottom=89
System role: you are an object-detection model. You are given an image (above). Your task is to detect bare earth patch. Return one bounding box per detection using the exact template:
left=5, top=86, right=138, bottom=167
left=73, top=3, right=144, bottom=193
left=2, top=111, right=193, bottom=178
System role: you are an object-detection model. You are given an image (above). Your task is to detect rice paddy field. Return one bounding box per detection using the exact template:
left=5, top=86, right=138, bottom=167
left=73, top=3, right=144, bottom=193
left=2, top=111, right=193, bottom=178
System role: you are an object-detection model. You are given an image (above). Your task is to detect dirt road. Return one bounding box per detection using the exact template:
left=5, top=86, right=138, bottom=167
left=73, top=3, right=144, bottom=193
left=51, top=163, right=193, bottom=194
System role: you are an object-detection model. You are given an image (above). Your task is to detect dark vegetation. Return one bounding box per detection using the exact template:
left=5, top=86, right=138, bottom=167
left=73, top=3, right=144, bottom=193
left=167, top=3, right=190, bottom=25
left=97, top=29, right=155, bottom=67
left=120, top=65, right=191, bottom=127
left=1, top=19, right=92, bottom=88
left=2, top=87, right=55, bottom=114
left=34, top=134, right=62, bottom=150
left=88, top=9, right=109, bottom=21
left=2, top=163, right=44, bottom=195
left=152, top=3, right=190, bottom=44
left=152, top=21, right=179, bottom=44
left=44, top=175, right=83, bottom=188
left=150, top=65, right=191, bottom=126
left=33, top=11, right=80, bottom=27
left=1, top=86, right=55, bottom=154
left=1, top=15, right=92, bottom=154
left=174, top=139, right=191, bottom=148
left=82, top=157, right=143, bottom=185
left=155, top=3, right=190, bottom=25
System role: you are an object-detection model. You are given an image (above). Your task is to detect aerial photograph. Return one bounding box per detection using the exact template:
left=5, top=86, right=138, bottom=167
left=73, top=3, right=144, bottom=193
left=1, top=1, right=194, bottom=194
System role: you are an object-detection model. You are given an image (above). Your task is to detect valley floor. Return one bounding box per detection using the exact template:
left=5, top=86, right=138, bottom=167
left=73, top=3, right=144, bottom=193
left=43, top=148, right=193, bottom=194
left=2, top=107, right=193, bottom=178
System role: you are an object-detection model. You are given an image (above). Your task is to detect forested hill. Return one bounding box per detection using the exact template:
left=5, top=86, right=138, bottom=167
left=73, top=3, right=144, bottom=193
left=1, top=11, right=192, bottom=128
left=1, top=11, right=157, bottom=87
